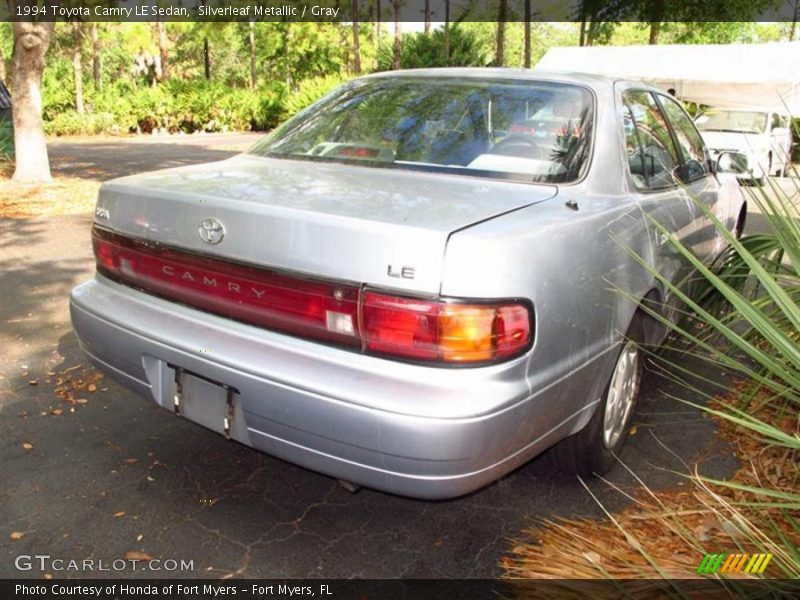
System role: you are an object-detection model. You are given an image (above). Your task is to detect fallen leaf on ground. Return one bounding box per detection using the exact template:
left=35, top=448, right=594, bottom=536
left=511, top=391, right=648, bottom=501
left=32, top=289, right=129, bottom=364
left=75, top=398, right=89, bottom=405
left=124, top=551, right=153, bottom=562
left=88, top=384, right=97, bottom=392
left=22, top=442, right=33, bottom=450
left=51, top=408, right=63, bottom=416
left=125, top=458, right=139, bottom=464
left=28, top=380, right=37, bottom=385
left=693, top=525, right=711, bottom=542
left=10, top=532, right=24, bottom=540
left=114, top=511, right=126, bottom=518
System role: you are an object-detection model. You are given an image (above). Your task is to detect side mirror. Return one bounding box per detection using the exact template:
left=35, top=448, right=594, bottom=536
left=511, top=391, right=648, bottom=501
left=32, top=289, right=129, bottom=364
left=715, top=151, right=750, bottom=175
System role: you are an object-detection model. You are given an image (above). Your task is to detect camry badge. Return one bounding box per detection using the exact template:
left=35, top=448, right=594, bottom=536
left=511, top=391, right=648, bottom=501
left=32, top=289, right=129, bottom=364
left=198, top=218, right=225, bottom=245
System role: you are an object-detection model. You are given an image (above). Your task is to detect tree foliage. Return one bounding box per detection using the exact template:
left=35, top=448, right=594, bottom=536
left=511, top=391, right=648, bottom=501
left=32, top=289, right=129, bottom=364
left=2, top=11, right=795, bottom=140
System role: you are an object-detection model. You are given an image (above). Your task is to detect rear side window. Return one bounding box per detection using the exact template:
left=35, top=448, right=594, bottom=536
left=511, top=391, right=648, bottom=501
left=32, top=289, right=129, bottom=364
left=772, top=113, right=790, bottom=130
left=658, top=94, right=709, bottom=182
left=623, top=91, right=681, bottom=191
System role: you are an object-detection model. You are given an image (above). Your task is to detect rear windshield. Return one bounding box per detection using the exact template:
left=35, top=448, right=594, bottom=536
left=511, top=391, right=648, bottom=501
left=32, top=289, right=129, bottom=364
left=249, top=77, right=594, bottom=184
left=695, top=110, right=768, bottom=135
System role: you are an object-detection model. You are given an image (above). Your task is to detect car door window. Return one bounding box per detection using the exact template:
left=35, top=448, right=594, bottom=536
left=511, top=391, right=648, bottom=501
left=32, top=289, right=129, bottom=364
left=623, top=104, right=649, bottom=190
left=657, top=94, right=709, bottom=183
left=623, top=91, right=682, bottom=191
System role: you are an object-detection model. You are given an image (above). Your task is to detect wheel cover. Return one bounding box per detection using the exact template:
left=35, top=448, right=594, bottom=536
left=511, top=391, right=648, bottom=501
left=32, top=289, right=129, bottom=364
left=603, top=341, right=641, bottom=450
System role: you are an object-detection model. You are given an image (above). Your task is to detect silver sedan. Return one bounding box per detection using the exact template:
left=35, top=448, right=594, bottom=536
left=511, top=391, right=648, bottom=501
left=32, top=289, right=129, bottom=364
left=71, top=69, right=746, bottom=499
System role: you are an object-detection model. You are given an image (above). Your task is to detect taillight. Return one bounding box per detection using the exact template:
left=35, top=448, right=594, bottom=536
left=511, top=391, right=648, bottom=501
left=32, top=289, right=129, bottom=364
left=92, top=227, right=361, bottom=347
left=93, top=226, right=533, bottom=366
left=362, top=291, right=532, bottom=364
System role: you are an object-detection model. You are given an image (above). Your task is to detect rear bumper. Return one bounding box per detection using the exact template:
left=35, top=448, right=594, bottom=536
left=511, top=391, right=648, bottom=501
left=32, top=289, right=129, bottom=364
left=70, top=276, right=602, bottom=499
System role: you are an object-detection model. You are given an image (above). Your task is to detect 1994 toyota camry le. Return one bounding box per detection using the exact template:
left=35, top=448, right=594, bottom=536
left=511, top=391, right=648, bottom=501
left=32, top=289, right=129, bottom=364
left=71, top=69, right=746, bottom=499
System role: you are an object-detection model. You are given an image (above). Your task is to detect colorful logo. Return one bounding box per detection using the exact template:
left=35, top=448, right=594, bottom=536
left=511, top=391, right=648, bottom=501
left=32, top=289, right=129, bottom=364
left=696, top=553, right=772, bottom=575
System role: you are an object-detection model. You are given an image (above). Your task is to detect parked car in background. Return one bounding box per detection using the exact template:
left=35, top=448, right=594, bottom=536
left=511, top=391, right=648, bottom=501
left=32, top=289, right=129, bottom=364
left=71, top=69, right=746, bottom=499
left=695, top=108, right=794, bottom=183
left=0, top=79, right=14, bottom=160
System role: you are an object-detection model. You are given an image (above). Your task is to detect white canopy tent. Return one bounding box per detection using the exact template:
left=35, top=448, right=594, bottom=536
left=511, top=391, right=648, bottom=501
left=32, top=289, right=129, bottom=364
left=536, top=42, right=800, bottom=116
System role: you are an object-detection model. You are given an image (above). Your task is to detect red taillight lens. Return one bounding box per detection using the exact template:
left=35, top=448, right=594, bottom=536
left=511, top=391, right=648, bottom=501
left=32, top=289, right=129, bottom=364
left=363, top=292, right=532, bottom=364
left=93, top=226, right=533, bottom=365
left=362, top=293, right=440, bottom=360
left=92, top=227, right=361, bottom=347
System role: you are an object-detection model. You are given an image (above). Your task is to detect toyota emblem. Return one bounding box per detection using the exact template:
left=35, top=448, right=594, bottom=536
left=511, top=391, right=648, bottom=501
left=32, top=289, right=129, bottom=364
left=198, top=218, right=225, bottom=245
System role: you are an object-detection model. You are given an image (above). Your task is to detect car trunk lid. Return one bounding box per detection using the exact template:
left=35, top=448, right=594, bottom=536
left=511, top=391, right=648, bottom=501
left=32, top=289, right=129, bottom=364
left=95, top=154, right=557, bottom=294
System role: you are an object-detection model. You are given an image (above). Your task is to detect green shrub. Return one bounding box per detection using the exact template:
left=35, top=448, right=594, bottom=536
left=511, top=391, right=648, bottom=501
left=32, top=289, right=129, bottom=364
left=44, top=111, right=120, bottom=136
left=284, top=74, right=350, bottom=117
left=376, top=25, right=490, bottom=71
left=43, top=76, right=290, bottom=136
left=637, top=165, right=800, bottom=578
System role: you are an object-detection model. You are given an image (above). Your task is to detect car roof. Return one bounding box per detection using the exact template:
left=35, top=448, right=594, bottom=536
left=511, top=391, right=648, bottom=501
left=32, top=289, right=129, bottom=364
left=360, top=67, right=648, bottom=90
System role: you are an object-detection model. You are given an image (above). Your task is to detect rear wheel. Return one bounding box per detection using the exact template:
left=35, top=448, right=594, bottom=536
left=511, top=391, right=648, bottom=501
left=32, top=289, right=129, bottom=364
left=551, top=317, right=644, bottom=477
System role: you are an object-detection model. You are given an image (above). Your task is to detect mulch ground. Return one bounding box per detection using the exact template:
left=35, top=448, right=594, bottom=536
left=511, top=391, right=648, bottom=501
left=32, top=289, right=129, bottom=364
left=0, top=163, right=99, bottom=218
left=501, top=380, right=799, bottom=580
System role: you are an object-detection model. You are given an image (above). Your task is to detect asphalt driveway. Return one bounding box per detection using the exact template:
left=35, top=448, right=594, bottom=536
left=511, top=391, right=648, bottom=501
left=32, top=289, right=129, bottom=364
left=1, top=134, right=742, bottom=579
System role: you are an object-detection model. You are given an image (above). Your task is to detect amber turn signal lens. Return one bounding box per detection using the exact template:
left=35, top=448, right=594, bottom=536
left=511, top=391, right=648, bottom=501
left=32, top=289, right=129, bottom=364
left=440, top=305, right=496, bottom=362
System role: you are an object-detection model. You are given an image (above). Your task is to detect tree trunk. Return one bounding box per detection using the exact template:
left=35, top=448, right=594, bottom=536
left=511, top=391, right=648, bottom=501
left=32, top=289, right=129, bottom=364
left=91, top=23, right=101, bottom=89
left=11, top=21, right=55, bottom=183
left=579, top=19, right=587, bottom=47
left=249, top=20, right=256, bottom=88
left=444, top=0, right=450, bottom=66
left=375, top=0, right=382, bottom=70
left=375, top=0, right=382, bottom=40
left=496, top=0, right=507, bottom=66
left=72, top=22, right=84, bottom=116
left=424, top=0, right=431, bottom=34
left=156, top=20, right=169, bottom=80
left=352, top=0, right=361, bottom=73
left=649, top=21, right=660, bottom=45
left=203, top=37, right=211, bottom=80
left=586, top=21, right=597, bottom=46
left=791, top=0, right=798, bottom=41
left=0, top=44, right=5, bottom=82
left=524, top=0, right=532, bottom=68
left=392, top=0, right=402, bottom=70
left=649, top=0, right=664, bottom=45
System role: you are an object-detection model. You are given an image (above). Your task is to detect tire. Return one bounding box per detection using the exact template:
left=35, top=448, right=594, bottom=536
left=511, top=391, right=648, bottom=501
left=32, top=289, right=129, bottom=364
left=550, top=316, right=645, bottom=477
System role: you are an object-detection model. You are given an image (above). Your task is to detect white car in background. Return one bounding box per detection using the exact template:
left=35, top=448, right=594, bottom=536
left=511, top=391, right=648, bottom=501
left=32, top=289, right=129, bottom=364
left=695, top=109, right=794, bottom=183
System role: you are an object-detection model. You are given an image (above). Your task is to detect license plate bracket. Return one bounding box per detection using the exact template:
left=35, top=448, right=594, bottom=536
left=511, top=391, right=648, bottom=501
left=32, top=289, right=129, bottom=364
left=170, top=365, right=240, bottom=440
